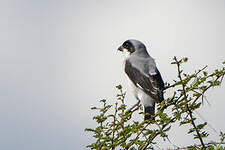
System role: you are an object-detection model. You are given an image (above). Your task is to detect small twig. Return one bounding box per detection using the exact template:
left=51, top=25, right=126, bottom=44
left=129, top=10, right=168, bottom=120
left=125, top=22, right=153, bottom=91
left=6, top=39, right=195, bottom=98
left=174, top=57, right=206, bottom=149
left=190, top=74, right=223, bottom=107
left=125, top=119, right=152, bottom=150
left=141, top=118, right=176, bottom=150
left=125, top=101, right=170, bottom=150
left=196, top=65, right=208, bottom=75
left=194, top=110, right=217, bottom=133
left=111, top=103, right=118, bottom=150
left=164, top=66, right=207, bottom=91
left=164, top=83, right=177, bottom=90
left=155, top=121, right=173, bottom=145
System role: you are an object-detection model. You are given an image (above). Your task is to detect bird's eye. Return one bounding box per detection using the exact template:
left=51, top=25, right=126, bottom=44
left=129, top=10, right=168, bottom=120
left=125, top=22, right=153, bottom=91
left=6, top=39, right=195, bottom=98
left=124, top=42, right=129, bottom=49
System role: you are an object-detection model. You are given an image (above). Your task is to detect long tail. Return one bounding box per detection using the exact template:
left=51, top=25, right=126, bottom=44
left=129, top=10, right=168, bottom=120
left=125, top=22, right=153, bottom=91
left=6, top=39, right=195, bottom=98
left=144, top=105, right=155, bottom=120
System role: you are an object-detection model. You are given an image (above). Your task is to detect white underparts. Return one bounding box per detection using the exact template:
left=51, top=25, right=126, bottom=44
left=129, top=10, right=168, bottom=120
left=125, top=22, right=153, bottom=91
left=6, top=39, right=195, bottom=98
left=126, top=76, right=155, bottom=107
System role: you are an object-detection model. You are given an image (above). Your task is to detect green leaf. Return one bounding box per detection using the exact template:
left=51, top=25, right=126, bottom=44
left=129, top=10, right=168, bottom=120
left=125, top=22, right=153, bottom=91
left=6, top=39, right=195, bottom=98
left=200, top=131, right=209, bottom=138
left=188, top=128, right=195, bottom=134
left=84, top=128, right=95, bottom=132
left=100, top=99, right=106, bottom=103
left=187, top=146, right=198, bottom=150
left=190, top=102, right=201, bottom=110
left=116, top=85, right=122, bottom=90
left=171, top=61, right=179, bottom=64
left=86, top=57, right=225, bottom=149
left=91, top=107, right=98, bottom=110
left=203, top=71, right=208, bottom=76
left=173, top=112, right=181, bottom=120
left=163, top=126, right=171, bottom=132
left=213, top=80, right=221, bottom=86
left=118, top=104, right=126, bottom=110
left=183, top=57, right=188, bottom=62
left=180, top=118, right=196, bottom=126
left=196, top=122, right=207, bottom=130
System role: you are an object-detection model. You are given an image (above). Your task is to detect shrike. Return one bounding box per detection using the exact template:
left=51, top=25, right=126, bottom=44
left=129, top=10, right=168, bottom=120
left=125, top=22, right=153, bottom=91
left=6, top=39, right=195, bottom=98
left=118, top=39, right=164, bottom=120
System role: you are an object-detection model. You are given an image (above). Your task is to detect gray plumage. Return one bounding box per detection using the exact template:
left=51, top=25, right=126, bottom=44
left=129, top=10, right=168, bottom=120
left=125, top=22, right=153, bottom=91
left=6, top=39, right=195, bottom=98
left=118, top=39, right=164, bottom=120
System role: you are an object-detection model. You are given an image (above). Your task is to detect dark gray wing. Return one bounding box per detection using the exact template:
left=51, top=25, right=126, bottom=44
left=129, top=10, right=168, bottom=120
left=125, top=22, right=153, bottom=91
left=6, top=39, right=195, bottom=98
left=125, top=60, right=164, bottom=103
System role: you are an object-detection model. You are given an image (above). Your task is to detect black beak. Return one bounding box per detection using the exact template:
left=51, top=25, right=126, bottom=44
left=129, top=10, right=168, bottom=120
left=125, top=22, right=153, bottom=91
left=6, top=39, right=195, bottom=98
left=118, top=46, right=124, bottom=51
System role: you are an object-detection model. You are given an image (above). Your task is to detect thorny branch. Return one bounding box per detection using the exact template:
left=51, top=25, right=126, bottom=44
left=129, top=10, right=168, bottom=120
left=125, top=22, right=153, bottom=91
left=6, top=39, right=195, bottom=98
left=86, top=57, right=225, bottom=150
left=174, top=56, right=206, bottom=149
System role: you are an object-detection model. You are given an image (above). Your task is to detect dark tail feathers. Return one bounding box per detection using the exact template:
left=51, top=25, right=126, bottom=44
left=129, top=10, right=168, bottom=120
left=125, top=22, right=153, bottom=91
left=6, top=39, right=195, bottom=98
left=144, top=106, right=155, bottom=120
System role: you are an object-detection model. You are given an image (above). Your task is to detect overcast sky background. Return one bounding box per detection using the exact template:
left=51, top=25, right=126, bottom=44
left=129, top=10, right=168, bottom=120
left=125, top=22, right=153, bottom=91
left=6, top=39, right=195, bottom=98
left=0, top=0, right=225, bottom=150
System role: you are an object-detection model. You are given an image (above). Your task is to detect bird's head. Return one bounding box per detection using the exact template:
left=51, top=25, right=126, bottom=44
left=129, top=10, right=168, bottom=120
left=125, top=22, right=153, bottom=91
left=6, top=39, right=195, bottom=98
left=118, top=39, right=149, bottom=57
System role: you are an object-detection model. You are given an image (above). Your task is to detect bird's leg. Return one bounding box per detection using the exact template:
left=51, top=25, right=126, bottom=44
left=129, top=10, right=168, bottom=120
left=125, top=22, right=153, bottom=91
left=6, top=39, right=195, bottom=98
left=126, top=100, right=141, bottom=113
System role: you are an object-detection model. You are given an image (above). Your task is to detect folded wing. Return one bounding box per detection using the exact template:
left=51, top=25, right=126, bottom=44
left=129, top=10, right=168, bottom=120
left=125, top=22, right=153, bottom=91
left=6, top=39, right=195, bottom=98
left=125, top=60, right=164, bottom=103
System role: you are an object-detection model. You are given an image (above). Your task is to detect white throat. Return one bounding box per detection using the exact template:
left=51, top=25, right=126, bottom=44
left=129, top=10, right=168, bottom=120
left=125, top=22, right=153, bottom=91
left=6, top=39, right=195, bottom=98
left=123, top=49, right=131, bottom=59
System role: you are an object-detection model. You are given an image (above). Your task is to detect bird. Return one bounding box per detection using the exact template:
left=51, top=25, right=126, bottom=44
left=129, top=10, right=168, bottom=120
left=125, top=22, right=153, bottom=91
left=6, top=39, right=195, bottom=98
left=118, top=39, right=165, bottom=120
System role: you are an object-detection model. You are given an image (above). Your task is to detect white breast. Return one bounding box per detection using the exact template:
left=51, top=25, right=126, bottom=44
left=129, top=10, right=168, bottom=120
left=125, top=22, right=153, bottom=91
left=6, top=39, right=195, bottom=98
left=126, top=75, right=155, bottom=107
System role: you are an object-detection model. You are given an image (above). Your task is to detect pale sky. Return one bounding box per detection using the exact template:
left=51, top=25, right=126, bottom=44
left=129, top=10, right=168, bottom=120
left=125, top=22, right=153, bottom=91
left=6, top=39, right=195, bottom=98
left=0, top=0, right=225, bottom=149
